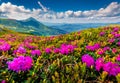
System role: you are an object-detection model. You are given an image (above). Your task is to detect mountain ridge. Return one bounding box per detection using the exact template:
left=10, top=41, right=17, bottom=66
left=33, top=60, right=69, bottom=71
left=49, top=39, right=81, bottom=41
left=0, top=17, right=67, bottom=36
left=50, top=23, right=116, bottom=32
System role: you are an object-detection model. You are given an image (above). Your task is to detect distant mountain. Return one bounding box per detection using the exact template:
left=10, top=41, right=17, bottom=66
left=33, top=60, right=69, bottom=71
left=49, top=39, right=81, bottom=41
left=0, top=18, right=67, bottom=36
left=117, top=22, right=120, bottom=24
left=50, top=23, right=113, bottom=32
left=17, top=17, right=41, bottom=28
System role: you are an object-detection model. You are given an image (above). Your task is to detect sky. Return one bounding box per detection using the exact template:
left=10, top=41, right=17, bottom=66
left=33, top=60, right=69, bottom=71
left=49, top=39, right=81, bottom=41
left=0, top=0, right=120, bottom=23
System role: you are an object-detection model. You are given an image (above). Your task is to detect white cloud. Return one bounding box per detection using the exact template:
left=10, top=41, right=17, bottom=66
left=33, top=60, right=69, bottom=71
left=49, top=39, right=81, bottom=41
left=65, top=10, right=73, bottom=18
left=38, top=1, right=48, bottom=12
left=0, top=2, right=120, bottom=23
left=0, top=2, right=31, bottom=19
left=0, top=2, right=30, bottom=13
left=56, top=12, right=64, bottom=18
left=96, top=2, right=120, bottom=17
left=74, top=11, right=82, bottom=17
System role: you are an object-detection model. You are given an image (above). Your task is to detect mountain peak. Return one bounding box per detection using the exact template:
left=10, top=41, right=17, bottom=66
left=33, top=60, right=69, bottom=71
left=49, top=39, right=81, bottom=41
left=26, top=17, right=38, bottom=22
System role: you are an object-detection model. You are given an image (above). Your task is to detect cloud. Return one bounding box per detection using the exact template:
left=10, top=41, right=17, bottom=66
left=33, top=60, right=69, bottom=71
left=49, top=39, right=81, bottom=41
left=0, top=2, right=31, bottom=19
left=0, top=2, right=120, bottom=23
left=38, top=1, right=48, bottom=12
left=64, top=10, right=74, bottom=18
left=96, top=2, right=120, bottom=17
left=74, top=11, right=82, bottom=17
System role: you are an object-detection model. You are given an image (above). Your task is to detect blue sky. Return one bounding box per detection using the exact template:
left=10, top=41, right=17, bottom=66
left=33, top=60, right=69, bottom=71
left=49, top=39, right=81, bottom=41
left=0, top=0, right=120, bottom=23
left=1, top=0, right=120, bottom=11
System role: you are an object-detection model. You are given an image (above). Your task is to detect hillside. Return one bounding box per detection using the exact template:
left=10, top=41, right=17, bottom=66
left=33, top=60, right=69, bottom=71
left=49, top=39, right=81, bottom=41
left=1, top=25, right=120, bottom=82
left=0, top=18, right=67, bottom=36
left=50, top=23, right=118, bottom=32
left=0, top=25, right=19, bottom=35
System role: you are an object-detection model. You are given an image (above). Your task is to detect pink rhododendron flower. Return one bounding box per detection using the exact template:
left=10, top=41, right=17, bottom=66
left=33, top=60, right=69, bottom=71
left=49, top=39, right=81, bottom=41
left=108, top=38, right=115, bottom=43
left=1, top=80, right=6, bottom=83
left=7, top=56, right=33, bottom=72
left=81, top=54, right=94, bottom=67
left=24, top=42, right=36, bottom=50
left=0, top=39, right=5, bottom=42
left=95, top=58, right=104, bottom=71
left=97, top=49, right=104, bottom=55
left=103, top=62, right=120, bottom=76
left=114, top=34, right=120, bottom=38
left=59, top=44, right=76, bottom=55
left=113, top=27, right=119, bottom=32
left=54, top=48, right=60, bottom=53
left=31, top=50, right=41, bottom=56
left=116, top=55, right=120, bottom=61
left=117, top=42, right=120, bottom=46
left=14, top=46, right=26, bottom=55
left=99, top=32, right=105, bottom=36
left=111, top=31, right=117, bottom=35
left=60, top=47, right=69, bottom=55
left=86, top=43, right=100, bottom=51
left=112, top=48, right=117, bottom=54
left=103, top=46, right=110, bottom=51
left=45, top=48, right=52, bottom=54
left=0, top=43, right=11, bottom=52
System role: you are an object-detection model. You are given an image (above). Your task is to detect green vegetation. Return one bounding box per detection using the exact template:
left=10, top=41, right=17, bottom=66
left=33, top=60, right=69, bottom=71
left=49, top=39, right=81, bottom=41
left=0, top=25, right=19, bottom=36
left=0, top=25, right=120, bottom=82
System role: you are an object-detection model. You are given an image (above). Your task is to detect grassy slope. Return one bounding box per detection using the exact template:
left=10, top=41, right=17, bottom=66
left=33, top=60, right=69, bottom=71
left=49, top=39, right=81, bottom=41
left=0, top=24, right=120, bottom=82
left=0, top=25, right=18, bottom=36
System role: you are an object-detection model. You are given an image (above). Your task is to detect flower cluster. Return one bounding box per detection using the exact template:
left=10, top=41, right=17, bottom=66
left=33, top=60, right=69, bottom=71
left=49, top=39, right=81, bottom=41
left=31, top=49, right=41, bottom=56
left=113, top=27, right=119, bottom=32
left=1, top=26, right=120, bottom=82
left=103, top=62, right=120, bottom=76
left=95, top=58, right=104, bottom=71
left=59, top=44, right=76, bottom=55
left=0, top=43, right=11, bottom=52
left=13, top=46, right=26, bottom=55
left=82, top=54, right=120, bottom=76
left=24, top=42, right=36, bottom=50
left=97, top=46, right=110, bottom=55
left=99, top=32, right=105, bottom=36
left=97, top=48, right=104, bottom=55
left=53, top=48, right=59, bottom=53
left=45, top=44, right=76, bottom=55
left=81, top=54, right=94, bottom=67
left=116, top=55, right=120, bottom=61
left=86, top=43, right=100, bottom=51
left=7, top=56, right=33, bottom=72
left=45, top=48, right=52, bottom=54
left=0, top=40, right=11, bottom=52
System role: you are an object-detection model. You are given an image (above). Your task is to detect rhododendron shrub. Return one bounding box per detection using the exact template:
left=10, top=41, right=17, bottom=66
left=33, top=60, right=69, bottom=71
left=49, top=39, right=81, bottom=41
left=7, top=56, right=33, bottom=72
left=0, top=26, right=120, bottom=82
left=81, top=54, right=94, bottom=67
left=13, top=46, right=26, bottom=55
left=31, top=49, right=41, bottom=56
left=95, top=58, right=104, bottom=71
left=0, top=41, right=11, bottom=52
